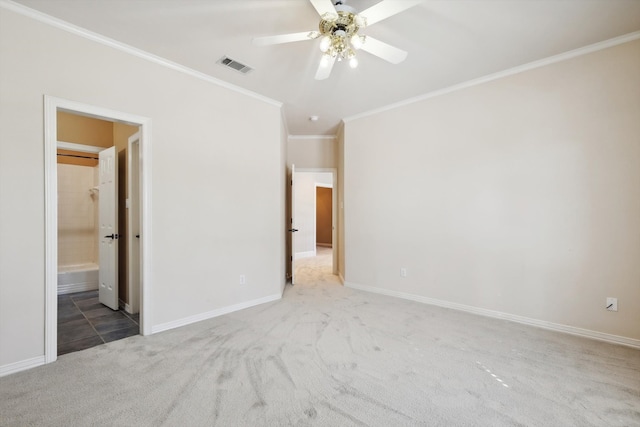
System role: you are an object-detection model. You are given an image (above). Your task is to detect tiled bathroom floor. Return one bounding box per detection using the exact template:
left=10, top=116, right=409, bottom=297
left=58, top=290, right=139, bottom=356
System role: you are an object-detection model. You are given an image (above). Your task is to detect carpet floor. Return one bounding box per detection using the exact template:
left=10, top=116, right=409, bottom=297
left=1, top=248, right=639, bottom=426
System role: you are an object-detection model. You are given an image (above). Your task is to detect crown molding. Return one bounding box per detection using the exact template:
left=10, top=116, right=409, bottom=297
left=288, top=135, right=337, bottom=141
left=344, top=30, right=640, bottom=123
left=0, top=0, right=282, bottom=108
left=280, top=109, right=290, bottom=138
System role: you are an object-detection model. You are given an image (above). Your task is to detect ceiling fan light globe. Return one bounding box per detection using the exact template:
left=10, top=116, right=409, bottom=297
left=351, top=34, right=364, bottom=49
left=319, top=36, right=331, bottom=52
left=349, top=56, right=358, bottom=68
left=355, top=14, right=367, bottom=28
left=321, top=12, right=338, bottom=22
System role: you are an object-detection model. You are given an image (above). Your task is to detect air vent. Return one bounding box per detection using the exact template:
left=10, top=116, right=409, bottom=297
left=217, top=56, right=253, bottom=74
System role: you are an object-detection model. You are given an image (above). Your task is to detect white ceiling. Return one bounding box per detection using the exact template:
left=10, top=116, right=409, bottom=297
left=12, top=0, right=640, bottom=136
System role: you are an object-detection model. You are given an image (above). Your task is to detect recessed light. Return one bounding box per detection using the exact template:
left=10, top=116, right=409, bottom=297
left=309, top=116, right=319, bottom=122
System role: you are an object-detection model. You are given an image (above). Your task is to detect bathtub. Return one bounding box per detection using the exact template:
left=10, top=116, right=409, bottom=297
left=57, top=263, right=99, bottom=295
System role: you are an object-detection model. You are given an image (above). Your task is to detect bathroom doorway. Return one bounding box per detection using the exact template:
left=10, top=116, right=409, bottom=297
left=44, top=96, right=152, bottom=363
left=55, top=112, right=138, bottom=355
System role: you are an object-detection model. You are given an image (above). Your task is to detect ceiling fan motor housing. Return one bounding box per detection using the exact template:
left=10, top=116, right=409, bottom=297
left=319, top=9, right=361, bottom=59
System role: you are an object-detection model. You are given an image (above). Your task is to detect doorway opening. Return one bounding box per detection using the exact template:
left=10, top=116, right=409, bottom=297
left=289, top=167, right=337, bottom=285
left=44, top=96, right=152, bottom=363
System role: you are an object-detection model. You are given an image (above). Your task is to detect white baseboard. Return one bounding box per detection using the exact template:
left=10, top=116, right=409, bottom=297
left=151, top=293, right=282, bottom=334
left=119, top=300, right=132, bottom=314
left=345, top=282, right=640, bottom=349
left=57, top=282, right=98, bottom=295
left=0, top=356, right=45, bottom=378
left=295, top=251, right=316, bottom=259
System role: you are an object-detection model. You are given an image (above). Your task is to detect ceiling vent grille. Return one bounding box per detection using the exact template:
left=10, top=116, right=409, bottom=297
left=217, top=56, right=253, bottom=74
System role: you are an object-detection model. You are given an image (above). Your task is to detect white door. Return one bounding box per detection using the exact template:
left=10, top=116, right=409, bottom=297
left=99, top=146, right=118, bottom=310
left=290, top=164, right=298, bottom=285
left=127, top=132, right=141, bottom=314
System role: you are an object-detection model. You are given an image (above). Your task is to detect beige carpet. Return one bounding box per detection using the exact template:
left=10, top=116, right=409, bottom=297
left=1, top=247, right=639, bottom=426
left=293, top=246, right=337, bottom=286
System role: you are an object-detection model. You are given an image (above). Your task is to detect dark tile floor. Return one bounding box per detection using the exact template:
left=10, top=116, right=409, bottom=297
left=58, top=290, right=139, bottom=356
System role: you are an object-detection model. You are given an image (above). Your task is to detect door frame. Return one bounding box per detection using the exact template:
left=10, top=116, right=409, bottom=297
left=127, top=133, right=141, bottom=314
left=44, top=96, right=153, bottom=364
left=293, top=168, right=338, bottom=276
left=290, top=164, right=296, bottom=284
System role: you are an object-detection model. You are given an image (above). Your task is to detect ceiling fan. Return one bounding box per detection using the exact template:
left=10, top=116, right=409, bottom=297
left=252, top=0, right=423, bottom=80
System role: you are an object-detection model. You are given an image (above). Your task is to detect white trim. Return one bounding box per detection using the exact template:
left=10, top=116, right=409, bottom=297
left=281, top=109, right=290, bottom=139
left=138, top=123, right=152, bottom=337
left=119, top=302, right=133, bottom=314
left=56, top=141, right=102, bottom=154
left=288, top=135, right=336, bottom=141
left=345, top=282, right=640, bottom=349
left=151, top=293, right=282, bottom=334
left=44, top=96, right=58, bottom=364
left=344, top=31, right=640, bottom=123
left=44, top=96, right=153, bottom=366
left=295, top=168, right=336, bottom=173
left=127, top=133, right=141, bottom=316
left=0, top=356, right=46, bottom=378
left=0, top=0, right=281, bottom=109
left=338, top=273, right=345, bottom=285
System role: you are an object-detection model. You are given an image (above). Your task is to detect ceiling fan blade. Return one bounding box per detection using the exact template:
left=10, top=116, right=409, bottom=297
left=358, top=0, right=424, bottom=26
left=315, top=56, right=336, bottom=80
left=360, top=36, right=408, bottom=64
left=252, top=31, right=319, bottom=46
left=309, top=0, right=337, bottom=18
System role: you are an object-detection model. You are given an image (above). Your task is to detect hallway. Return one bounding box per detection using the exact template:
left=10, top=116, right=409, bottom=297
left=293, top=246, right=339, bottom=287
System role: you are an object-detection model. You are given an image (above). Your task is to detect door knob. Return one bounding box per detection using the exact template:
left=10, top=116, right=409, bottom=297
left=104, top=234, right=119, bottom=239
left=288, top=228, right=299, bottom=232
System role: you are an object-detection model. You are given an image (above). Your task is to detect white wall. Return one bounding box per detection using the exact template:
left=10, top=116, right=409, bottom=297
left=0, top=6, right=285, bottom=369
left=287, top=137, right=336, bottom=169
left=294, top=172, right=332, bottom=257
left=343, top=40, right=640, bottom=342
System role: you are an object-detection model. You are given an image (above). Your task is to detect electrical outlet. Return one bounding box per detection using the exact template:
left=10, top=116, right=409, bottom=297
left=239, top=275, right=246, bottom=285
left=606, top=297, right=617, bottom=312
left=400, top=268, right=407, bottom=278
